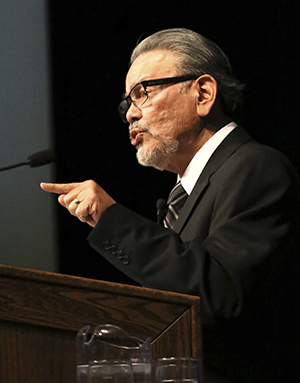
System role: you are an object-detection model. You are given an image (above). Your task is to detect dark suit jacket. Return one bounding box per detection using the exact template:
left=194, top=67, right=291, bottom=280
left=88, top=127, right=300, bottom=383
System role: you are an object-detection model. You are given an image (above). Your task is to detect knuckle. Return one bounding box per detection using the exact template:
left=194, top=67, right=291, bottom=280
left=85, top=180, right=98, bottom=189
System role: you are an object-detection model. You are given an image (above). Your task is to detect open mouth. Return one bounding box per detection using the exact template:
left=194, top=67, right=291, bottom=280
left=129, top=127, right=148, bottom=146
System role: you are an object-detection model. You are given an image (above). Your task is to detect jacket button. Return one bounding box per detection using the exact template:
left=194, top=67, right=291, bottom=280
left=122, top=255, right=130, bottom=265
left=111, top=245, right=118, bottom=255
left=103, top=240, right=112, bottom=250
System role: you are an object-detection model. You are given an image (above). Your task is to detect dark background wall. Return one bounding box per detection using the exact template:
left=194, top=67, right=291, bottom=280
left=47, top=1, right=299, bottom=284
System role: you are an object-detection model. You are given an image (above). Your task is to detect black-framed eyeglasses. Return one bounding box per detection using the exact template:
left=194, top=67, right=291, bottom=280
left=118, top=74, right=199, bottom=123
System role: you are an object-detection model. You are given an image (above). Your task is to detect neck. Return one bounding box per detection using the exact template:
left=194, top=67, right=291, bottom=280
left=167, top=116, right=232, bottom=177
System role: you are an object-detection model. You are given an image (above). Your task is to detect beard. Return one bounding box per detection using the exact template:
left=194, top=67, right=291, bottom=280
left=130, top=123, right=179, bottom=171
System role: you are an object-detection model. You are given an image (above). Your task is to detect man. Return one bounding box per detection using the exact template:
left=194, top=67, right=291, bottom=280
left=41, top=29, right=300, bottom=382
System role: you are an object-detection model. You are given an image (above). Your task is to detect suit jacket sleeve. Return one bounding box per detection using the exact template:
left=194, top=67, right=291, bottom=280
left=88, top=133, right=300, bottom=325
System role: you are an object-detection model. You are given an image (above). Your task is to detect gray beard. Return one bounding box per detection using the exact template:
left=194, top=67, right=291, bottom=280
left=136, top=134, right=179, bottom=171
left=129, top=122, right=179, bottom=170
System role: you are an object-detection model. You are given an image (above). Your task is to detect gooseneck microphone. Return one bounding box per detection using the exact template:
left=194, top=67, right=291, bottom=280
left=156, top=198, right=168, bottom=224
left=0, top=149, right=55, bottom=172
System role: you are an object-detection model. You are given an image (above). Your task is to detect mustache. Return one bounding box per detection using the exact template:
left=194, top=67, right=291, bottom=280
left=129, top=122, right=150, bottom=134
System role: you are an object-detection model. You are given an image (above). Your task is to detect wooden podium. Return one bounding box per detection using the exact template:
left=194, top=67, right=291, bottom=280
left=0, top=264, right=201, bottom=383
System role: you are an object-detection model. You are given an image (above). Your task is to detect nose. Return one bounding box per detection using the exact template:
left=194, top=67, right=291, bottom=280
left=126, top=103, right=143, bottom=124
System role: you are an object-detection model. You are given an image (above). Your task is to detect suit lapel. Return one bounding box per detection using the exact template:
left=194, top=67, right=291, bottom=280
left=173, top=126, right=253, bottom=234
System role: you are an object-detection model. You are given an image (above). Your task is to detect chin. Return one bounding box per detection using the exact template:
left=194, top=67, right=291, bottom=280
left=136, top=140, right=178, bottom=171
left=136, top=149, right=165, bottom=170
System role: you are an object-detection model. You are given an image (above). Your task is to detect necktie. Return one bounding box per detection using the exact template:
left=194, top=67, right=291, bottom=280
left=163, top=181, right=188, bottom=229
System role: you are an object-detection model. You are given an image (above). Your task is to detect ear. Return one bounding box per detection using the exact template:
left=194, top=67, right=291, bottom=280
left=195, top=75, right=218, bottom=117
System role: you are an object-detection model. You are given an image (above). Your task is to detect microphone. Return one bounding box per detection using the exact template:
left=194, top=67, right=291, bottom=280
left=156, top=198, right=167, bottom=224
left=0, top=149, right=55, bottom=172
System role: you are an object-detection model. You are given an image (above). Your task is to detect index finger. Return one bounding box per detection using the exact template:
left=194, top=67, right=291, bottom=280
left=40, top=182, right=81, bottom=194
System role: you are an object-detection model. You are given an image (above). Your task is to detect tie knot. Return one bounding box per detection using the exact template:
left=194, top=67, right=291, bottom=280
left=167, top=181, right=187, bottom=206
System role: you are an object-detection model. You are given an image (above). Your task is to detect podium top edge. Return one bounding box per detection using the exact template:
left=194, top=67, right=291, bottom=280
left=0, top=264, right=200, bottom=307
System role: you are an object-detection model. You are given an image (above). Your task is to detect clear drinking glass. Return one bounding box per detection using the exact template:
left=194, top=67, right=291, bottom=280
left=155, top=357, right=202, bottom=383
left=77, top=364, right=89, bottom=383
left=88, top=359, right=133, bottom=383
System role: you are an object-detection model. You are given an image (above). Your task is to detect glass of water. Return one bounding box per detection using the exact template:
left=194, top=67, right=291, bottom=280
left=155, top=357, right=202, bottom=383
left=77, top=364, right=89, bottom=383
left=88, top=359, right=133, bottom=383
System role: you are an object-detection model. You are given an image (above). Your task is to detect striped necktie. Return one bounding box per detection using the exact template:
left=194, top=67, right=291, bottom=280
left=163, top=181, right=188, bottom=229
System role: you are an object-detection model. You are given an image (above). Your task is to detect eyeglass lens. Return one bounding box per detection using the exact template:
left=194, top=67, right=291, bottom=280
left=130, top=83, right=147, bottom=107
left=118, top=83, right=147, bottom=123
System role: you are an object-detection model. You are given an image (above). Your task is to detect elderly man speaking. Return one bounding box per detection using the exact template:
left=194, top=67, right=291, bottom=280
left=41, top=29, right=300, bottom=383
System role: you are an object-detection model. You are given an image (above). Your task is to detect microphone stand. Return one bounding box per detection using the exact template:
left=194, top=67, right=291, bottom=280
left=0, top=161, right=30, bottom=172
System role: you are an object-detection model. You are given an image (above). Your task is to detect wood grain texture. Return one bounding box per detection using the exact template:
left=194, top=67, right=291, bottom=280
left=0, top=322, right=76, bottom=383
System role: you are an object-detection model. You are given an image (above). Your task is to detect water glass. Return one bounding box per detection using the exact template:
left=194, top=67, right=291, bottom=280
left=88, top=359, right=133, bottom=383
left=155, top=357, right=202, bottom=383
left=77, top=364, right=89, bottom=383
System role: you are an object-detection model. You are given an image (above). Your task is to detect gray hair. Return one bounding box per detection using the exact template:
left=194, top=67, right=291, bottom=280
left=130, top=28, right=245, bottom=118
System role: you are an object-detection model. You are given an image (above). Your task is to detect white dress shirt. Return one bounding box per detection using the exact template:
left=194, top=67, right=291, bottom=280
left=180, top=122, right=237, bottom=195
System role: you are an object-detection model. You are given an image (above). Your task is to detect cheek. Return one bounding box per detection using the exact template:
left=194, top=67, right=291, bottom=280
left=144, top=105, right=174, bottom=136
left=143, top=93, right=197, bottom=138
left=164, top=102, right=196, bottom=137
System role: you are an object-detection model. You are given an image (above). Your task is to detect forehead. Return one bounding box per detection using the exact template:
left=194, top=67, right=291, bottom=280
left=126, top=50, right=179, bottom=92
